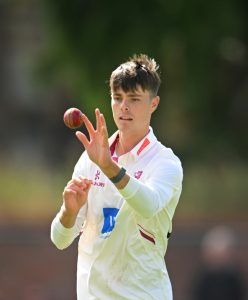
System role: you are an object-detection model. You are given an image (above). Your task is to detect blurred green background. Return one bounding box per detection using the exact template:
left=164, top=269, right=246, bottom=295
left=0, top=1, right=247, bottom=299
left=1, top=0, right=247, bottom=221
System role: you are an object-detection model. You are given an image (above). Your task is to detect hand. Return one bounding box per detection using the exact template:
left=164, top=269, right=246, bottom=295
left=60, top=176, right=92, bottom=228
left=75, top=108, right=112, bottom=169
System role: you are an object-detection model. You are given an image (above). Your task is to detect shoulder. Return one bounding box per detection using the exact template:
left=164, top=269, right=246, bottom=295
left=149, top=128, right=182, bottom=163
left=149, top=143, right=183, bottom=179
left=152, top=140, right=182, bottom=164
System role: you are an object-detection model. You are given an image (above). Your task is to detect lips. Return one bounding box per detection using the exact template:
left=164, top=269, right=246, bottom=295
left=119, top=116, right=133, bottom=121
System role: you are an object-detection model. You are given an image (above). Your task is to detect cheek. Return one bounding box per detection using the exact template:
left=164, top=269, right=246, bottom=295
left=112, top=103, right=116, bottom=112
left=139, top=106, right=152, bottom=119
left=111, top=103, right=118, bottom=119
left=111, top=99, right=119, bottom=109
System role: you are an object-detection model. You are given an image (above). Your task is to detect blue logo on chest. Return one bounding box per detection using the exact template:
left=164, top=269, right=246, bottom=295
left=101, top=208, right=119, bottom=234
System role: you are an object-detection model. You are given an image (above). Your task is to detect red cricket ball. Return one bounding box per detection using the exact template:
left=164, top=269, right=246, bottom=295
left=63, top=107, right=83, bottom=129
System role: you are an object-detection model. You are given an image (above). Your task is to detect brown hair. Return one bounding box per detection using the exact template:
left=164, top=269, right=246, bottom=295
left=109, top=54, right=161, bottom=97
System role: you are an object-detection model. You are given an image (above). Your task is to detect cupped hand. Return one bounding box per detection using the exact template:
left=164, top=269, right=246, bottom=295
left=62, top=176, right=92, bottom=217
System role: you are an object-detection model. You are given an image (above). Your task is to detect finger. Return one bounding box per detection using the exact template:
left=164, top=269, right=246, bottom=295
left=78, top=176, right=87, bottom=182
left=74, top=177, right=87, bottom=184
left=75, top=177, right=92, bottom=190
left=86, top=179, right=93, bottom=185
left=63, top=188, right=76, bottom=198
left=68, top=179, right=88, bottom=189
left=95, top=108, right=101, bottom=132
left=66, top=183, right=87, bottom=194
left=79, top=177, right=93, bottom=186
left=76, top=131, right=90, bottom=149
left=69, top=177, right=92, bottom=188
left=100, top=113, right=109, bottom=147
left=81, top=114, right=96, bottom=138
left=100, top=113, right=108, bottom=136
left=84, top=183, right=92, bottom=193
left=63, top=188, right=86, bottom=203
left=66, top=178, right=78, bottom=187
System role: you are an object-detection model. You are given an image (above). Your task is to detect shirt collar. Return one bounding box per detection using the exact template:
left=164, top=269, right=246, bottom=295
left=109, top=127, right=157, bottom=161
left=109, top=131, right=119, bottom=157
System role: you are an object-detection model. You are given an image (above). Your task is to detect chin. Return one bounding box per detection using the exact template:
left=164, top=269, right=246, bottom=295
left=117, top=123, right=133, bottom=132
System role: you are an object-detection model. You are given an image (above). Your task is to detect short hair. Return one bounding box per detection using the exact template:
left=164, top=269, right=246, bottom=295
left=109, top=54, right=161, bottom=97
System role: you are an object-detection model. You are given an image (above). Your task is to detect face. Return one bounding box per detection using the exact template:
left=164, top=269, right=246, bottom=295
left=111, top=85, right=159, bottom=137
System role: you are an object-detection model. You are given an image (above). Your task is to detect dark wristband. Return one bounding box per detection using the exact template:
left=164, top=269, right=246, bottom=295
left=109, top=167, right=126, bottom=184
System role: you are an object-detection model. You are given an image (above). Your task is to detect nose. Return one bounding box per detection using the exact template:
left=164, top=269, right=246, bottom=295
left=120, top=100, right=129, bottom=112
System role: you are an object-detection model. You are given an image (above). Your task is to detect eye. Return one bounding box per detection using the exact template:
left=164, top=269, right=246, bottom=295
left=131, top=98, right=140, bottom=102
left=113, top=96, right=122, bottom=102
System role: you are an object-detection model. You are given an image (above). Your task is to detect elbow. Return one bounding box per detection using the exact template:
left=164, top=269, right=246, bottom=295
left=51, top=239, right=69, bottom=250
left=139, top=191, right=161, bottom=219
left=50, top=234, right=69, bottom=250
left=137, top=205, right=158, bottom=219
left=55, top=243, right=68, bottom=250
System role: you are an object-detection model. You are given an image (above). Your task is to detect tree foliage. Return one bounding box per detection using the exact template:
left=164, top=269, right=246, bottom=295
left=40, top=0, right=248, bottom=162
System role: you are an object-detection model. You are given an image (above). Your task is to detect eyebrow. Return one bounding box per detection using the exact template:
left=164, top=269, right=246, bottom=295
left=112, top=92, right=142, bottom=97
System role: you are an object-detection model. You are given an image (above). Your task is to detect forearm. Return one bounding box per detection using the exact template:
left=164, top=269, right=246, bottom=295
left=59, top=206, right=79, bottom=228
left=51, top=214, right=78, bottom=250
left=51, top=204, right=86, bottom=250
left=119, top=176, right=174, bottom=218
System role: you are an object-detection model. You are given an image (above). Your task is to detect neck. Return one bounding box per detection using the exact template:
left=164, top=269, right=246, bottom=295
left=116, top=128, right=150, bottom=156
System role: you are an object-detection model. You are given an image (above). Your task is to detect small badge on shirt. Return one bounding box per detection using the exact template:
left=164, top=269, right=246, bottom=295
left=101, top=208, right=119, bottom=238
left=134, top=170, right=143, bottom=179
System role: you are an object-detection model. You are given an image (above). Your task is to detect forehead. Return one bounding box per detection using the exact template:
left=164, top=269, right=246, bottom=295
left=111, top=85, right=148, bottom=96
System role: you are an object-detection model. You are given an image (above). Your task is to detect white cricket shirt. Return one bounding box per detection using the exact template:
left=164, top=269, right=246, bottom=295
left=51, top=127, right=183, bottom=300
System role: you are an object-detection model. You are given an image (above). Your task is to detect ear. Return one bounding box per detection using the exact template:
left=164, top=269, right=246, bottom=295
left=151, top=96, right=160, bottom=113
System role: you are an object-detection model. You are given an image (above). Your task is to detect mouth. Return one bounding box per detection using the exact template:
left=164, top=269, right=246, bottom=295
left=119, top=116, right=133, bottom=121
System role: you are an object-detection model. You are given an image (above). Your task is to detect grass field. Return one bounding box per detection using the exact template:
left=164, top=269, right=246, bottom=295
left=0, top=161, right=68, bottom=223
left=179, top=161, right=248, bottom=218
left=0, top=160, right=247, bottom=222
